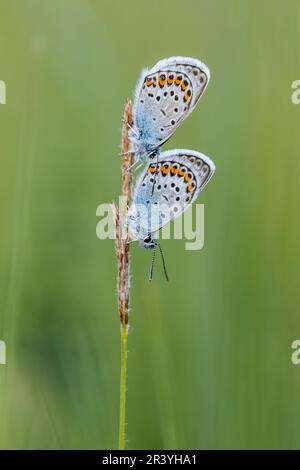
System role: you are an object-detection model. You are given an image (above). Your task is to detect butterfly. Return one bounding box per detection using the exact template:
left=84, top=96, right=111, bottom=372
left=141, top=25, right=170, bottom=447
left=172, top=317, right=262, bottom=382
left=127, top=149, right=215, bottom=280
left=128, top=57, right=210, bottom=171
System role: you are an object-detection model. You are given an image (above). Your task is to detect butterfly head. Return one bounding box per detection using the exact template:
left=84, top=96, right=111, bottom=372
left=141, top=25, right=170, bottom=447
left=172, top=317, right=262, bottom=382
left=139, top=234, right=156, bottom=249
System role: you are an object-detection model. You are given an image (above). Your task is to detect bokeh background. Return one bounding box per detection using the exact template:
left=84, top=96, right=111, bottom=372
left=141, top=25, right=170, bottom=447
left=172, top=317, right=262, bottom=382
left=0, top=0, right=300, bottom=450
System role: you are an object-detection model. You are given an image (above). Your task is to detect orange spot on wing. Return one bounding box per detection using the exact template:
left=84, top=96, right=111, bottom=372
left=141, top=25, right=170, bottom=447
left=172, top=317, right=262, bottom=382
left=162, top=165, right=170, bottom=175
left=181, top=82, right=188, bottom=91
left=159, top=74, right=166, bottom=87
left=183, top=93, right=190, bottom=102
left=184, top=174, right=191, bottom=182
left=171, top=165, right=179, bottom=175
left=187, top=184, right=194, bottom=192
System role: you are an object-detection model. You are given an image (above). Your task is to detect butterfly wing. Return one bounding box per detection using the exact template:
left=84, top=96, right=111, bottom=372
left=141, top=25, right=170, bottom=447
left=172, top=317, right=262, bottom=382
left=133, top=57, right=210, bottom=153
left=127, top=149, right=215, bottom=239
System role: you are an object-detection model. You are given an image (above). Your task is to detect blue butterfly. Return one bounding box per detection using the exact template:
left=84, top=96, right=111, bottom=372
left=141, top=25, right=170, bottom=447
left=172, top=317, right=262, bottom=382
left=128, top=57, right=210, bottom=171
left=127, top=149, right=215, bottom=280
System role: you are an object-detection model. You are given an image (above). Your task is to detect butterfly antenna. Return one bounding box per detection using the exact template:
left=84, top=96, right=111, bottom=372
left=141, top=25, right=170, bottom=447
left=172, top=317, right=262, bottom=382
left=157, top=242, right=169, bottom=282
left=148, top=246, right=157, bottom=282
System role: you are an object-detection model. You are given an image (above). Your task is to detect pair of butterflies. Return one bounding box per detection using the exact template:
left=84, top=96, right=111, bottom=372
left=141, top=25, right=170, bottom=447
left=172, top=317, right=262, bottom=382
left=126, top=57, right=216, bottom=280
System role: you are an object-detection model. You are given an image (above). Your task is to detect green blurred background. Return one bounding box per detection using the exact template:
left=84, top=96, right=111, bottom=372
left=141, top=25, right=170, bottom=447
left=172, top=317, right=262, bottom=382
left=0, top=0, right=300, bottom=450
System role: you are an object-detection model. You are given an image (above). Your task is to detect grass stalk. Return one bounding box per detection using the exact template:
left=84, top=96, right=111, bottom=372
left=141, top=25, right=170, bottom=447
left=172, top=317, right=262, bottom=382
left=114, top=100, right=134, bottom=450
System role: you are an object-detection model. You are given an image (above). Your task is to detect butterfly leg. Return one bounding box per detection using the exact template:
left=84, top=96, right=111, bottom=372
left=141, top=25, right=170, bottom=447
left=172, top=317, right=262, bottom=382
left=127, top=157, right=144, bottom=172
left=121, top=118, right=139, bottom=138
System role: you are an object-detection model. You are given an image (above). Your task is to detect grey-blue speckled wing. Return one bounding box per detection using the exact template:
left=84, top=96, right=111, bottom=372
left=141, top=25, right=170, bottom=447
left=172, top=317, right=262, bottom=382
left=133, top=57, right=210, bottom=154
left=127, top=149, right=215, bottom=241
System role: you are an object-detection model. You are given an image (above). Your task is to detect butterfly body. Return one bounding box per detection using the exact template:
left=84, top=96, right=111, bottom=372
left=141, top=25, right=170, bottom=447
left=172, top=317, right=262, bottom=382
left=130, top=57, right=210, bottom=165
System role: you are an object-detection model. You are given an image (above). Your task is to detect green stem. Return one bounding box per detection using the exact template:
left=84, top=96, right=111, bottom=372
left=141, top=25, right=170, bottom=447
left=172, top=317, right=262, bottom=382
left=118, top=320, right=128, bottom=450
